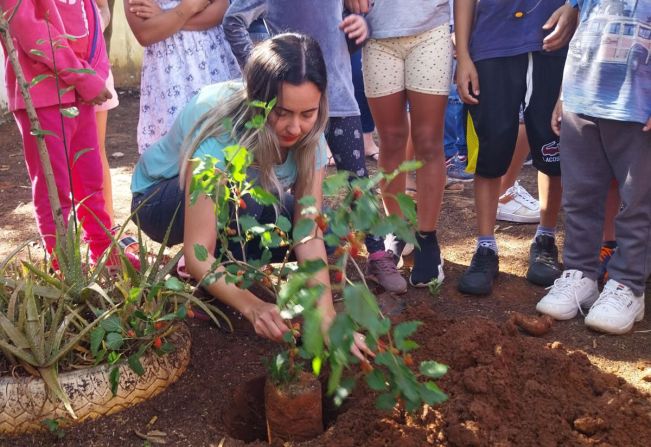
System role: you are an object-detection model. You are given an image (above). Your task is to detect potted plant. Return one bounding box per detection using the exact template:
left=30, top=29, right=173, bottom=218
left=189, top=101, right=449, bottom=444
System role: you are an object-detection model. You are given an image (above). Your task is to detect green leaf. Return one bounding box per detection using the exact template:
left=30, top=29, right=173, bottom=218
left=73, top=147, right=93, bottom=165
left=176, top=305, right=187, bottom=319
left=29, top=128, right=56, bottom=138
left=393, top=321, right=422, bottom=352
left=366, top=369, right=389, bottom=391
left=90, top=327, right=105, bottom=357
left=298, top=195, right=316, bottom=207
left=420, top=381, right=448, bottom=405
left=60, top=33, right=79, bottom=41
left=297, top=259, right=326, bottom=275
left=30, top=74, right=51, bottom=87
left=237, top=215, right=259, bottom=234
left=109, top=366, right=120, bottom=396
left=302, top=308, right=324, bottom=358
left=100, top=315, right=122, bottom=333
left=343, top=284, right=386, bottom=339
left=164, top=276, right=185, bottom=292
left=250, top=186, right=277, bottom=206
left=312, top=356, right=322, bottom=376
left=223, top=145, right=251, bottom=182
left=419, top=361, right=448, bottom=379
left=64, top=68, right=95, bottom=74
left=29, top=49, right=46, bottom=58
left=396, top=159, right=423, bottom=173
left=275, top=215, right=292, bottom=233
left=194, top=244, right=208, bottom=262
left=395, top=193, right=417, bottom=223
left=292, top=218, right=315, bottom=242
left=322, top=172, right=350, bottom=196
left=105, top=332, right=124, bottom=350
left=60, top=106, right=79, bottom=118
left=376, top=393, right=397, bottom=411
left=128, top=354, right=145, bottom=376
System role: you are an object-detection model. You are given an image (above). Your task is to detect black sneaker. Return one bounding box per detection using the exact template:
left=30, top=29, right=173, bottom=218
left=526, top=234, right=561, bottom=287
left=409, top=232, right=444, bottom=287
left=458, top=246, right=499, bottom=295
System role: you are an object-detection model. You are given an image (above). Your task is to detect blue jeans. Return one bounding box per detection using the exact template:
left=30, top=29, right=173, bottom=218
left=444, top=84, right=467, bottom=160
left=132, top=176, right=295, bottom=263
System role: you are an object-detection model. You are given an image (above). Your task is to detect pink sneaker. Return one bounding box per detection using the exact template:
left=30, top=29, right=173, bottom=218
left=366, top=251, right=407, bottom=294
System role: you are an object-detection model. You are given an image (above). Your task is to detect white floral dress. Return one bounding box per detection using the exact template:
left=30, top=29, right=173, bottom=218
left=137, top=0, right=241, bottom=153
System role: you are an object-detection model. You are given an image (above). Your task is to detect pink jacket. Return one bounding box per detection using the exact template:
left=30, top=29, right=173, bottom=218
left=1, top=0, right=109, bottom=111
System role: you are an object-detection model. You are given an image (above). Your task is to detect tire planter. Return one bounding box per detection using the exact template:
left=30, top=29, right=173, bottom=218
left=0, top=323, right=191, bottom=434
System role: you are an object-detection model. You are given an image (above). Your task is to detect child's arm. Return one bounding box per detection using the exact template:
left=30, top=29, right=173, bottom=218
left=344, top=0, right=370, bottom=14
left=222, top=0, right=267, bottom=69
left=123, top=0, right=209, bottom=46
left=94, top=0, right=111, bottom=30
left=454, top=0, right=479, bottom=105
left=182, top=0, right=229, bottom=31
left=3, top=0, right=109, bottom=102
left=542, top=3, right=578, bottom=52
left=339, top=13, right=369, bottom=51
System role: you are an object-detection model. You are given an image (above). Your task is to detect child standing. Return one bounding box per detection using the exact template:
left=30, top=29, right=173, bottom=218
left=223, top=0, right=408, bottom=294
left=124, top=0, right=240, bottom=153
left=454, top=0, right=577, bottom=294
left=350, top=0, right=453, bottom=287
left=536, top=0, right=650, bottom=334
left=1, top=0, right=116, bottom=264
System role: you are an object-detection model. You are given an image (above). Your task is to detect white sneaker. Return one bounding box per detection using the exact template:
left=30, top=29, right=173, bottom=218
left=496, top=181, right=540, bottom=223
left=536, top=270, right=599, bottom=320
left=585, top=280, right=645, bottom=335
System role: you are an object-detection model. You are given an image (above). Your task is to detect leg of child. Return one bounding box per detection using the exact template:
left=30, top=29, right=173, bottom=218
left=95, top=109, right=114, bottom=225
left=70, top=104, right=113, bottom=261
left=499, top=124, right=530, bottom=196
left=350, top=49, right=379, bottom=159
left=13, top=105, right=74, bottom=254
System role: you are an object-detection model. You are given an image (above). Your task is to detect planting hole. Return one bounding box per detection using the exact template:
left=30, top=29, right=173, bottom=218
left=223, top=375, right=345, bottom=443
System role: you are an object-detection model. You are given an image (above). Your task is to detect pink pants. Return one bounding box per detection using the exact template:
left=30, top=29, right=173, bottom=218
left=14, top=103, right=111, bottom=261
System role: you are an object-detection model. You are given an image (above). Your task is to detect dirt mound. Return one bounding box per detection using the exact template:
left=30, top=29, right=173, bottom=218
left=298, top=304, right=651, bottom=447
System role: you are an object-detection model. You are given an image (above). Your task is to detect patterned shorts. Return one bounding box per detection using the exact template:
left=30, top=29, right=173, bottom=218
left=362, top=24, right=453, bottom=98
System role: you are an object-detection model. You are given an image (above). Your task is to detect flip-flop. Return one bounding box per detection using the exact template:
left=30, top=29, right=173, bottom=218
left=365, top=151, right=379, bottom=161
left=176, top=255, right=192, bottom=280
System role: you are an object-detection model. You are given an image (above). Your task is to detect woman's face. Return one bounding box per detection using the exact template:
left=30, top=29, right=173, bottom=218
left=269, top=81, right=322, bottom=149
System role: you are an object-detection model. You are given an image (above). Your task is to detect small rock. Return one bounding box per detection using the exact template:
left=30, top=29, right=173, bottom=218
left=573, top=416, right=607, bottom=436
left=111, top=151, right=125, bottom=159
left=642, top=370, right=651, bottom=382
left=549, top=341, right=563, bottom=350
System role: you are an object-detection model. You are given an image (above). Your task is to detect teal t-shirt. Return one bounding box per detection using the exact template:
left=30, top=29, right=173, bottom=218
left=131, top=80, right=328, bottom=194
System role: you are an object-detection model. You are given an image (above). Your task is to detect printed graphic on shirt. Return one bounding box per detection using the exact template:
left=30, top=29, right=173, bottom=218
left=563, top=0, right=651, bottom=124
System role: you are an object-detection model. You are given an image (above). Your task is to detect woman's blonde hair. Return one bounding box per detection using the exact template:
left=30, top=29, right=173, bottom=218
left=180, top=33, right=329, bottom=199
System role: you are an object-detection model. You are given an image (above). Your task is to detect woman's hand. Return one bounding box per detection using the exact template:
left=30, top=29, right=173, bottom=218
left=128, top=0, right=162, bottom=19
left=350, top=332, right=375, bottom=362
left=643, top=116, right=651, bottom=132
left=244, top=301, right=291, bottom=342
left=339, top=14, right=369, bottom=45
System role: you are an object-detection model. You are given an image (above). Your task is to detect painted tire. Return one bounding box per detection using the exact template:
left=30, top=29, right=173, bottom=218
left=0, top=323, right=191, bottom=434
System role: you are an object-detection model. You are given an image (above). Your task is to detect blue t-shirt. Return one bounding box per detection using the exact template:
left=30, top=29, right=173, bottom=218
left=469, top=0, right=567, bottom=61
left=563, top=0, right=651, bottom=124
left=131, top=80, right=328, bottom=194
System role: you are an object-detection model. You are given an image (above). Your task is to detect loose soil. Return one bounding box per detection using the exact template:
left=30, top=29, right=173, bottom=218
left=0, top=93, right=649, bottom=446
